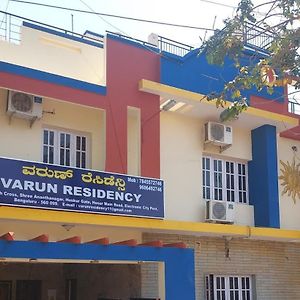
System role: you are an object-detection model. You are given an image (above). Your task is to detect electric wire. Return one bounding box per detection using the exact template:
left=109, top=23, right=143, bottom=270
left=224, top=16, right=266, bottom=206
left=10, top=0, right=216, bottom=31
left=78, top=0, right=125, bottom=35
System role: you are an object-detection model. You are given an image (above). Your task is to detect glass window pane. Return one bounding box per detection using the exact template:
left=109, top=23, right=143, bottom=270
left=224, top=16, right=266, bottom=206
left=207, top=188, right=210, bottom=199
left=43, top=130, right=48, bottom=144
left=206, top=158, right=210, bottom=169
left=81, top=153, right=86, bottom=168
left=246, top=278, right=250, bottom=289
left=230, top=277, right=233, bottom=289
left=222, top=291, right=225, bottom=300
left=216, top=277, right=220, bottom=289
left=82, top=137, right=86, bottom=151
left=66, top=134, right=71, bottom=148
left=60, top=149, right=64, bottom=165
left=221, top=277, right=225, bottom=288
left=66, top=149, right=70, bottom=166
left=50, top=131, right=54, bottom=145
left=235, top=277, right=238, bottom=288
left=49, top=147, right=54, bottom=164
left=219, top=189, right=222, bottom=200
left=76, top=136, right=81, bottom=150
left=76, top=151, right=80, bottom=168
left=207, top=172, right=210, bottom=185
left=226, top=174, right=230, bottom=188
left=60, top=133, right=65, bottom=147
left=43, top=146, right=48, bottom=163
left=242, top=291, right=246, bottom=300
left=235, top=291, right=239, bottom=299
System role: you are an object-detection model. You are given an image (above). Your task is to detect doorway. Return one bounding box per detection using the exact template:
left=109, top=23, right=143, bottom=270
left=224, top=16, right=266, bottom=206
left=16, top=280, right=41, bottom=300
left=0, top=281, right=12, bottom=300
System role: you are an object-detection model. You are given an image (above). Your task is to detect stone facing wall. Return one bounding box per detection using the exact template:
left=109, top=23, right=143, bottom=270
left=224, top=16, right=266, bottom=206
left=141, top=262, right=159, bottom=298
left=142, top=233, right=300, bottom=300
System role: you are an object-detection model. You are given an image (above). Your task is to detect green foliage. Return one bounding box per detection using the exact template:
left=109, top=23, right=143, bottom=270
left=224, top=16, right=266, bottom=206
left=200, top=0, right=300, bottom=122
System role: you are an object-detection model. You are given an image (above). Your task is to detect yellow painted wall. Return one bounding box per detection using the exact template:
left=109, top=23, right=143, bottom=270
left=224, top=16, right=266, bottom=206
left=277, top=136, right=300, bottom=230
left=160, top=112, right=254, bottom=225
left=0, top=25, right=106, bottom=85
left=0, top=219, right=142, bottom=243
left=127, top=107, right=141, bottom=176
left=0, top=88, right=105, bottom=170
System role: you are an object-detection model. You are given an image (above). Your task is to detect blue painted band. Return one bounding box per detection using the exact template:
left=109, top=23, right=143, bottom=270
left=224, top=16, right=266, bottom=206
left=0, top=240, right=195, bottom=300
left=23, top=22, right=104, bottom=48
left=0, top=61, right=107, bottom=95
left=107, top=33, right=160, bottom=53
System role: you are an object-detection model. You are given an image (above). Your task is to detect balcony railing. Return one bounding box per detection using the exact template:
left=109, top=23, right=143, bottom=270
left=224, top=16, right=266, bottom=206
left=157, top=35, right=194, bottom=57
left=0, top=10, right=104, bottom=46
left=0, top=11, right=21, bottom=43
left=288, top=100, right=300, bottom=115
left=241, top=22, right=275, bottom=50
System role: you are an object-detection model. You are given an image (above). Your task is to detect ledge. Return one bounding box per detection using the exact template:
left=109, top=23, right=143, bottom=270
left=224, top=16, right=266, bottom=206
left=0, top=206, right=299, bottom=243
left=139, top=79, right=298, bottom=132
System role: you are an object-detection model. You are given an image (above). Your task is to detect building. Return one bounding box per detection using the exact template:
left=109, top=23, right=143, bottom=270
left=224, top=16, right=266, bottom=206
left=0, top=12, right=299, bottom=300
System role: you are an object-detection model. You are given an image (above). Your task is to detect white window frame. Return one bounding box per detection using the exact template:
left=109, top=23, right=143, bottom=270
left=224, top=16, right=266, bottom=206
left=202, top=156, right=249, bottom=204
left=205, top=274, right=253, bottom=300
left=42, top=128, right=90, bottom=169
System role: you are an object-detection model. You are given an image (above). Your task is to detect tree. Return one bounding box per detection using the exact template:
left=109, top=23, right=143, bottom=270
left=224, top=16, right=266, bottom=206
left=201, top=0, right=300, bottom=121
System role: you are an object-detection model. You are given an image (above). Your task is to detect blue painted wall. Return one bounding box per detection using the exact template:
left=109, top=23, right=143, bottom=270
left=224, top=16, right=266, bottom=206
left=0, top=240, right=195, bottom=300
left=248, top=125, right=280, bottom=228
left=160, top=49, right=284, bottom=103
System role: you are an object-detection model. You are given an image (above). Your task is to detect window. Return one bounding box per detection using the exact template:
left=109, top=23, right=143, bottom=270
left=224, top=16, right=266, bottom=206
left=0, top=281, right=12, bottom=300
left=202, top=157, right=248, bottom=204
left=206, top=275, right=253, bottom=300
left=43, top=129, right=89, bottom=168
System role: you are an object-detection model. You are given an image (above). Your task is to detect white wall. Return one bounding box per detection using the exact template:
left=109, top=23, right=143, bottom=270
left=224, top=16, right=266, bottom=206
left=0, top=88, right=105, bottom=170
left=0, top=25, right=106, bottom=85
left=277, top=136, right=300, bottom=230
left=160, top=112, right=254, bottom=225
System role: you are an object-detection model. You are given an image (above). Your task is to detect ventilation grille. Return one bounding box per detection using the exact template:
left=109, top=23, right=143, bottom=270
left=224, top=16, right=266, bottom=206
left=11, top=92, right=33, bottom=113
left=210, top=123, right=225, bottom=142
left=212, top=202, right=226, bottom=220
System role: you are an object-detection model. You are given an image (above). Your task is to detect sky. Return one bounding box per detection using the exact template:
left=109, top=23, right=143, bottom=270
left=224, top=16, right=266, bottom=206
left=0, top=0, right=267, bottom=47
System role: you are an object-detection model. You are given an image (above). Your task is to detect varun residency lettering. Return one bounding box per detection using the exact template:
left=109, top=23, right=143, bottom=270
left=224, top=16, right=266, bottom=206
left=0, top=178, right=57, bottom=193
left=63, top=185, right=141, bottom=202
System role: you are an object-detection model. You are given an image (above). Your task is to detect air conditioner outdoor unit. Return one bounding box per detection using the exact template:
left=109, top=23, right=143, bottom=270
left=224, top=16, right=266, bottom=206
left=204, top=122, right=233, bottom=146
left=7, top=90, right=43, bottom=119
left=205, top=200, right=235, bottom=223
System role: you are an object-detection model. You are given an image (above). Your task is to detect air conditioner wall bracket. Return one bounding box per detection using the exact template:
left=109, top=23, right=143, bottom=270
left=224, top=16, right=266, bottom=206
left=219, top=144, right=232, bottom=153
